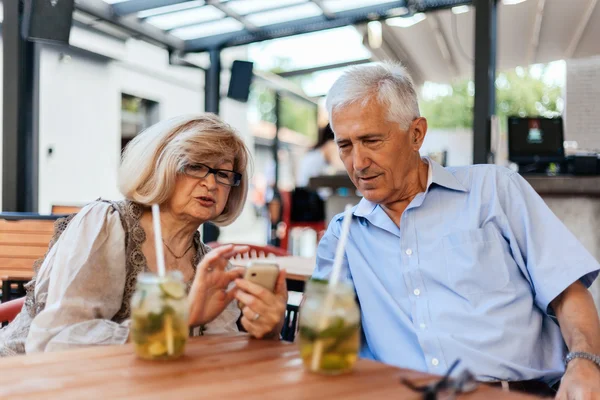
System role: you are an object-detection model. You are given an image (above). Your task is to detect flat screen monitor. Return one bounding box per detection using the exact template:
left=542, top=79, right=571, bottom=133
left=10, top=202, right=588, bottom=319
left=508, top=116, right=565, bottom=164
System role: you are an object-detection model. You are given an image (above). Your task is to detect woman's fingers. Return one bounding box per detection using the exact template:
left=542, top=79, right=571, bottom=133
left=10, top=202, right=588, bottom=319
left=198, top=245, right=250, bottom=273
left=223, top=268, right=245, bottom=287
left=274, top=270, right=288, bottom=300
left=210, top=245, right=249, bottom=261
left=235, top=278, right=273, bottom=299
left=235, top=289, right=267, bottom=314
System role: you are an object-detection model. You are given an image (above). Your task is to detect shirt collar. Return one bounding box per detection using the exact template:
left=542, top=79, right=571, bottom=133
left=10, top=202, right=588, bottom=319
left=425, top=156, right=468, bottom=193
left=353, top=157, right=467, bottom=218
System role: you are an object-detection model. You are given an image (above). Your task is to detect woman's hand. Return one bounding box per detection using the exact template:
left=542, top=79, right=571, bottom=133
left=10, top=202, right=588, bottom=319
left=235, top=269, right=288, bottom=339
left=188, top=244, right=248, bottom=327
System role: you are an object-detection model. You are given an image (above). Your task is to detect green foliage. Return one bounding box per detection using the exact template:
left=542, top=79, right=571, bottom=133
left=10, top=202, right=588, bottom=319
left=420, top=66, right=563, bottom=131
left=420, top=80, right=474, bottom=129
left=249, top=56, right=318, bottom=140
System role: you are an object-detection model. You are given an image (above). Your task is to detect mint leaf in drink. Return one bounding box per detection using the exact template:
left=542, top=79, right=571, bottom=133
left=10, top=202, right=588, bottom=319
left=317, top=318, right=345, bottom=338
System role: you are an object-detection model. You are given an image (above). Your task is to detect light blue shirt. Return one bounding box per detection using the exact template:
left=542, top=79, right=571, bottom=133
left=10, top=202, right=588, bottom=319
left=313, top=159, right=599, bottom=384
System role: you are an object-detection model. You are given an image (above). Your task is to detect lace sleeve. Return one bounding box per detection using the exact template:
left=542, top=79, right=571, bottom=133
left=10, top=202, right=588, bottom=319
left=25, top=202, right=131, bottom=353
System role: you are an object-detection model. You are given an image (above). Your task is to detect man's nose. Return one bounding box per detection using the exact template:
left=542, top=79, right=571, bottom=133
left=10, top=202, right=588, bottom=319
left=353, top=147, right=371, bottom=172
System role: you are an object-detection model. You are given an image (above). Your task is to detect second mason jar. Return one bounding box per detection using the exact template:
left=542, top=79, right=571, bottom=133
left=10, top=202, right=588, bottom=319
left=298, top=279, right=361, bottom=374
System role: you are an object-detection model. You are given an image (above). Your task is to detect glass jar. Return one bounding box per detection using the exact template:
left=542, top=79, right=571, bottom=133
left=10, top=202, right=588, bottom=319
left=298, top=279, right=361, bottom=374
left=130, top=271, right=188, bottom=360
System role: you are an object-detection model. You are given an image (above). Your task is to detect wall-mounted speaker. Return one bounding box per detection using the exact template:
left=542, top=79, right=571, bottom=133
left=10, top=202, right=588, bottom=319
left=227, top=60, right=254, bottom=103
left=22, top=0, right=75, bottom=45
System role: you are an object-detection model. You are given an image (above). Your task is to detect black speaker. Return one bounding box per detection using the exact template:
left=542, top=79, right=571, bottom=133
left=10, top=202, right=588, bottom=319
left=227, top=60, right=254, bottom=103
left=22, top=0, right=75, bottom=45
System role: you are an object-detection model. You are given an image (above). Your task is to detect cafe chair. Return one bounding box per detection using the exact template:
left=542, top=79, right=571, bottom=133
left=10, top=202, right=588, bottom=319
left=205, top=242, right=289, bottom=259
left=0, top=297, right=25, bottom=327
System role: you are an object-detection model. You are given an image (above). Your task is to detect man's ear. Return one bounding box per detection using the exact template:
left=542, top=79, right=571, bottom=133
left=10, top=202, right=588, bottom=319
left=410, top=117, right=428, bottom=151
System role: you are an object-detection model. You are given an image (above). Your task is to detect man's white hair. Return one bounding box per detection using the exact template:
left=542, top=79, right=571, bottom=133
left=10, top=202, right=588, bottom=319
left=326, top=61, right=420, bottom=130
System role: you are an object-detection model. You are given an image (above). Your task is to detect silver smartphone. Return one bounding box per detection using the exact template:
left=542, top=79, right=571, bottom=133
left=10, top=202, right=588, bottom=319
left=237, top=261, right=279, bottom=309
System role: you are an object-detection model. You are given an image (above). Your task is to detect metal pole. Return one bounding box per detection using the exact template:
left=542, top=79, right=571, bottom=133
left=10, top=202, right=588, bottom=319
left=204, top=48, right=221, bottom=115
left=202, top=48, right=222, bottom=241
left=3, top=0, right=39, bottom=212
left=472, top=0, right=497, bottom=165
left=273, top=92, right=281, bottom=187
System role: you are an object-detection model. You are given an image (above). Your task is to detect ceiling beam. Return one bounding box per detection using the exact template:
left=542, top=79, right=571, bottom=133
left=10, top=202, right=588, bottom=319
left=527, top=0, right=545, bottom=65
left=75, top=0, right=185, bottom=50
left=253, top=70, right=319, bottom=105
left=427, top=13, right=459, bottom=77
left=184, top=1, right=406, bottom=52
left=566, top=0, right=598, bottom=58
left=407, top=0, right=471, bottom=13
left=111, top=0, right=191, bottom=16
left=205, top=1, right=260, bottom=32
left=277, top=58, right=372, bottom=78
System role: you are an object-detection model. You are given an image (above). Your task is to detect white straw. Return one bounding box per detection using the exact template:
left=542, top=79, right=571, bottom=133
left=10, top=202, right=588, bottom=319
left=311, top=203, right=353, bottom=371
left=151, top=204, right=167, bottom=278
left=328, top=204, right=353, bottom=288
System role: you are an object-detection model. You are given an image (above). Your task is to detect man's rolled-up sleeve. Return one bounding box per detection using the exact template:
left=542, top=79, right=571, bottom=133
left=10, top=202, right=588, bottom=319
left=500, top=171, right=600, bottom=314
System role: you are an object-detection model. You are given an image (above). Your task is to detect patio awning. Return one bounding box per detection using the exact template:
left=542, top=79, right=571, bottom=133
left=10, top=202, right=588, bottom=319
left=367, top=0, right=600, bottom=84
left=74, top=0, right=470, bottom=53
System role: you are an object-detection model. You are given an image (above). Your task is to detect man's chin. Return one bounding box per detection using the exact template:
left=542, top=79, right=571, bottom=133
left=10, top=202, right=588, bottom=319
left=358, top=188, right=383, bottom=203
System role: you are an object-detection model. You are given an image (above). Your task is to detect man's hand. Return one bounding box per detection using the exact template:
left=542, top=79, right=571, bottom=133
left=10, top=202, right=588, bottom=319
left=550, top=281, right=600, bottom=400
left=556, top=359, right=600, bottom=400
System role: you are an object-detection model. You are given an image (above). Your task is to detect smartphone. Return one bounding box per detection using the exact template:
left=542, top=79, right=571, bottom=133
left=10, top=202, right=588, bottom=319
left=238, top=261, right=279, bottom=309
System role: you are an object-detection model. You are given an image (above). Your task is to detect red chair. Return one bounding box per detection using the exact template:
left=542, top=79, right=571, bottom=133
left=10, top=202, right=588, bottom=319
left=0, top=297, right=25, bottom=326
left=206, top=242, right=289, bottom=260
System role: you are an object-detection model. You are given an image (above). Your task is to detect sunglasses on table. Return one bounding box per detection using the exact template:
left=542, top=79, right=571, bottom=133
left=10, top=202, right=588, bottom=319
left=180, top=163, right=242, bottom=187
left=401, top=360, right=479, bottom=400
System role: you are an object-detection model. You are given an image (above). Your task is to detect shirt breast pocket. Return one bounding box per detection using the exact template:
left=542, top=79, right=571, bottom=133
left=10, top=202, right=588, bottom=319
left=443, top=225, right=510, bottom=296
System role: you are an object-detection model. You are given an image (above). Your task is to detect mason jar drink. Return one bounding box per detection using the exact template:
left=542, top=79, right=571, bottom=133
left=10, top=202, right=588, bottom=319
left=298, top=279, right=361, bottom=374
left=130, top=271, right=188, bottom=360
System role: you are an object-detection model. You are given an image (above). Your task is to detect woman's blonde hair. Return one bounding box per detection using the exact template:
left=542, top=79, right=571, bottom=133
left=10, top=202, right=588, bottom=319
left=119, top=113, right=250, bottom=226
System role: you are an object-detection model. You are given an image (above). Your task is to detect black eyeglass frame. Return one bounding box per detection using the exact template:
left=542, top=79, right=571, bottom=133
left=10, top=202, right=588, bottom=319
left=180, top=163, right=242, bottom=187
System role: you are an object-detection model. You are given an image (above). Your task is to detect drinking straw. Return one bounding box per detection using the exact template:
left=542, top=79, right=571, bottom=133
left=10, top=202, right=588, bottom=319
left=310, top=204, right=353, bottom=371
left=151, top=204, right=174, bottom=355
left=151, top=204, right=167, bottom=278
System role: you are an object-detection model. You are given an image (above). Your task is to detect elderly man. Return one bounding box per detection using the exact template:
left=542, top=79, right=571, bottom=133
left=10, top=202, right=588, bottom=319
left=313, top=62, right=600, bottom=398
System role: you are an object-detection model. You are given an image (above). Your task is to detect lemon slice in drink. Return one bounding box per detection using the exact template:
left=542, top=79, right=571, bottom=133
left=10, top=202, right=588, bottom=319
left=160, top=281, right=185, bottom=299
left=148, top=341, right=167, bottom=357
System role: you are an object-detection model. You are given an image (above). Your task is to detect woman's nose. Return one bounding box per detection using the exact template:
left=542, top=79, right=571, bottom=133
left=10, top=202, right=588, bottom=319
left=201, top=172, right=218, bottom=189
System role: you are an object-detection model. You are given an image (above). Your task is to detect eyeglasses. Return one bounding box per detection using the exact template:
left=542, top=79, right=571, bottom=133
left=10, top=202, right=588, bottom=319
left=401, top=360, right=478, bottom=400
left=180, top=163, right=242, bottom=187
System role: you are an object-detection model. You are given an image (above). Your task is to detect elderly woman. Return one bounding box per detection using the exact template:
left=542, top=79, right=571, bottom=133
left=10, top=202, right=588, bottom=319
left=0, top=114, right=287, bottom=356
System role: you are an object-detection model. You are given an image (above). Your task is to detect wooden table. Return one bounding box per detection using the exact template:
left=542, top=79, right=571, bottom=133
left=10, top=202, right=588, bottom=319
left=0, top=334, right=534, bottom=400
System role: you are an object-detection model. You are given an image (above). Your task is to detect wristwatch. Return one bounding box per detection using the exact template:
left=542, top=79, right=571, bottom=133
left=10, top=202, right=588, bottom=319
left=565, top=352, right=600, bottom=369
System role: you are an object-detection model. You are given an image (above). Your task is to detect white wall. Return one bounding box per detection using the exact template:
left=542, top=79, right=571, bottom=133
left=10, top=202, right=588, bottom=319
left=420, top=128, right=473, bottom=166
left=565, top=55, right=600, bottom=151
left=38, top=46, right=120, bottom=213
left=36, top=37, right=207, bottom=213
left=1, top=27, right=263, bottom=245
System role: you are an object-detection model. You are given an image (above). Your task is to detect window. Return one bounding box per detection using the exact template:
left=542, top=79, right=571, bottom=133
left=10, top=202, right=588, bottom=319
left=121, top=94, right=159, bottom=151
